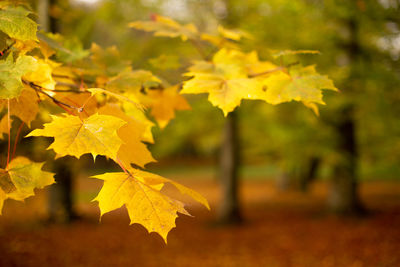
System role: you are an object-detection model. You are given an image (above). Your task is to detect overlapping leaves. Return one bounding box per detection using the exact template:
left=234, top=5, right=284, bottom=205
left=0, top=4, right=338, bottom=244
left=181, top=48, right=337, bottom=115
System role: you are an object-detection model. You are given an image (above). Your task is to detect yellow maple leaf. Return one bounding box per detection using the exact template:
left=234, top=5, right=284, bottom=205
left=123, top=102, right=155, bottom=144
left=146, top=85, right=191, bottom=128
left=0, top=87, right=39, bottom=127
left=14, top=40, right=39, bottom=55
left=87, top=88, right=142, bottom=110
left=23, top=59, right=56, bottom=90
left=26, top=113, right=126, bottom=160
left=261, top=65, right=338, bottom=109
left=181, top=48, right=266, bottom=116
left=98, top=104, right=155, bottom=168
left=92, top=168, right=209, bottom=243
left=217, top=25, right=252, bottom=41
left=129, top=14, right=199, bottom=41
left=0, top=115, right=9, bottom=137
left=0, top=157, right=55, bottom=214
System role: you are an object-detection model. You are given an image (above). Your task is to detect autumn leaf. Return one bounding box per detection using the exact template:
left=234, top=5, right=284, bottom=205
left=0, top=6, right=38, bottom=41
left=106, top=69, right=161, bottom=95
left=146, top=85, right=191, bottom=128
left=217, top=25, right=252, bottom=41
left=26, top=113, right=126, bottom=160
left=181, top=48, right=266, bottom=116
left=98, top=104, right=155, bottom=168
left=23, top=59, right=56, bottom=90
left=0, top=53, right=38, bottom=99
left=0, top=157, right=54, bottom=215
left=92, top=168, right=209, bottom=243
left=129, top=14, right=199, bottom=41
left=0, top=87, right=39, bottom=127
left=87, top=88, right=142, bottom=110
left=0, top=115, right=9, bottom=137
left=123, top=102, right=155, bottom=144
left=261, top=65, right=338, bottom=108
left=134, top=169, right=210, bottom=210
left=43, top=33, right=89, bottom=63
left=149, top=54, right=180, bottom=70
left=90, top=43, right=130, bottom=75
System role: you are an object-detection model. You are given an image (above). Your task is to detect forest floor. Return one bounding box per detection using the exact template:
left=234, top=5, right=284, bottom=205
left=0, top=169, right=399, bottom=267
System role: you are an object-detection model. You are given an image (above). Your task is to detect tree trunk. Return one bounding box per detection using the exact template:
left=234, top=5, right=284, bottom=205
left=37, top=0, right=76, bottom=223
left=328, top=107, right=364, bottom=214
left=217, top=111, right=242, bottom=224
left=327, top=15, right=365, bottom=215
left=299, top=156, right=320, bottom=192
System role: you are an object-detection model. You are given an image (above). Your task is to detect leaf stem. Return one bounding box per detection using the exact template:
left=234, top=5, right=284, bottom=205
left=6, top=100, right=11, bottom=168
left=249, top=61, right=300, bottom=78
left=249, top=66, right=285, bottom=78
left=116, top=157, right=129, bottom=175
left=11, top=122, right=24, bottom=161
left=189, top=39, right=209, bottom=60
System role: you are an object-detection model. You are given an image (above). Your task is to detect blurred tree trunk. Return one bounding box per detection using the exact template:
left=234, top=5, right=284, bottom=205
left=217, top=111, right=242, bottom=223
left=37, top=0, right=76, bottom=223
left=216, top=0, right=242, bottom=224
left=328, top=107, right=364, bottom=214
left=277, top=156, right=320, bottom=192
left=299, top=156, right=320, bottom=192
left=327, top=15, right=365, bottom=215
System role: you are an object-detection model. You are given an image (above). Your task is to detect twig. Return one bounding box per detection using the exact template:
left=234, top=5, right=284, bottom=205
left=0, top=41, right=15, bottom=57
left=189, top=39, right=209, bottom=60
left=11, top=122, right=24, bottom=161
left=6, top=100, right=11, bottom=168
left=23, top=80, right=82, bottom=112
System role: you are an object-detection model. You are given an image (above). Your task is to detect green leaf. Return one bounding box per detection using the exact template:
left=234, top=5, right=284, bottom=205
left=0, top=7, right=37, bottom=41
left=0, top=53, right=38, bottom=99
left=0, top=157, right=55, bottom=214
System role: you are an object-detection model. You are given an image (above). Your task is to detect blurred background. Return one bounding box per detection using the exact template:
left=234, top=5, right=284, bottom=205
left=1, top=0, right=400, bottom=266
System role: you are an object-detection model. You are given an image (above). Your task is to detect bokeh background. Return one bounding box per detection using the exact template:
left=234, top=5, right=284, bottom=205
left=1, top=0, right=400, bottom=266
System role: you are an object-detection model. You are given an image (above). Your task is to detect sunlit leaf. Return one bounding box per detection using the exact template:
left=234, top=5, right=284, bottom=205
left=92, top=168, right=209, bottom=243
left=26, top=113, right=126, bottom=160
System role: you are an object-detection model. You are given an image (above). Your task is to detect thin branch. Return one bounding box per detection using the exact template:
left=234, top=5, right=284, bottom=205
left=0, top=41, right=15, bottom=57
left=55, top=82, right=81, bottom=90
left=23, top=80, right=82, bottom=112
left=189, top=39, right=209, bottom=60
left=11, top=122, right=24, bottom=161
left=6, top=100, right=11, bottom=168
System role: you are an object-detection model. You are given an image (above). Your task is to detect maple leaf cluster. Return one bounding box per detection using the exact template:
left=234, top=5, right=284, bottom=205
left=0, top=3, right=336, bottom=243
left=0, top=3, right=204, bottom=243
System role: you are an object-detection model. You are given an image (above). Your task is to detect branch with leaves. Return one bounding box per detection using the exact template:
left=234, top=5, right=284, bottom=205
left=0, top=3, right=336, bottom=243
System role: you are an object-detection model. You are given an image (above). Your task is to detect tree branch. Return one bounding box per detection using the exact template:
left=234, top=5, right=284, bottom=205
left=23, top=80, right=83, bottom=112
